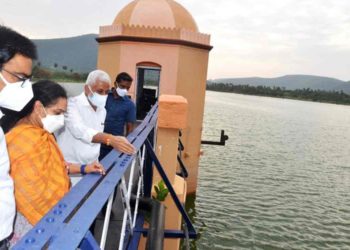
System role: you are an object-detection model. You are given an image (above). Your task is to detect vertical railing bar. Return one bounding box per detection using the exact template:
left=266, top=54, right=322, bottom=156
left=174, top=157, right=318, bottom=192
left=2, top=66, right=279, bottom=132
left=119, top=177, right=129, bottom=250
left=119, top=211, right=128, bottom=249
left=140, top=145, right=146, bottom=197
left=126, top=159, right=136, bottom=232
left=100, top=190, right=115, bottom=250
left=131, top=148, right=142, bottom=229
left=137, top=147, right=143, bottom=198
left=118, top=157, right=135, bottom=250
left=137, top=148, right=142, bottom=168
left=132, top=144, right=146, bottom=229
left=132, top=177, right=142, bottom=229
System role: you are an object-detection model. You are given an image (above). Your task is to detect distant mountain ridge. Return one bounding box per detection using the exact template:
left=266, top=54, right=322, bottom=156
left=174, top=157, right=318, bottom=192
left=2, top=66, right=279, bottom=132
left=32, top=34, right=98, bottom=73
left=211, top=75, right=350, bottom=94
left=32, top=35, right=350, bottom=93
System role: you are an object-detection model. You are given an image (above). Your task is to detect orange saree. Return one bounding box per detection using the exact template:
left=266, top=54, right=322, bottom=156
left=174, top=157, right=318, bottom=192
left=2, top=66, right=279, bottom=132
left=6, top=124, right=70, bottom=225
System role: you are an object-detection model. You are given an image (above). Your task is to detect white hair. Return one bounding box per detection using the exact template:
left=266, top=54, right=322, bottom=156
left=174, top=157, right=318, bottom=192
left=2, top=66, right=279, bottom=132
left=86, top=70, right=111, bottom=86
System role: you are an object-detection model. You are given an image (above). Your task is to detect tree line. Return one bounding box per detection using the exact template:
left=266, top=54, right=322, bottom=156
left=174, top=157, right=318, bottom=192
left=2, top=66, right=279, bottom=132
left=32, top=62, right=88, bottom=82
left=207, top=83, right=350, bottom=105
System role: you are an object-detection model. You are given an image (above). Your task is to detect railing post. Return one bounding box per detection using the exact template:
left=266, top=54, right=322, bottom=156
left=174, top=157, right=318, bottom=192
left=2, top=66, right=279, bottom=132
left=143, top=129, right=154, bottom=198
left=141, top=95, right=188, bottom=250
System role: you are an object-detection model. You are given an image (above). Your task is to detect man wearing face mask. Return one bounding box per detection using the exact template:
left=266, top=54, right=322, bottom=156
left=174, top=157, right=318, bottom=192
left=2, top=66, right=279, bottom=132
left=56, top=70, right=135, bottom=185
left=99, top=72, right=136, bottom=160
left=0, top=26, right=37, bottom=250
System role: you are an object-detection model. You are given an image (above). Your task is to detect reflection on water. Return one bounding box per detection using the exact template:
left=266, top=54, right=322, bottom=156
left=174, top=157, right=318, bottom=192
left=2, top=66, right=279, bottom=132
left=188, top=91, right=350, bottom=249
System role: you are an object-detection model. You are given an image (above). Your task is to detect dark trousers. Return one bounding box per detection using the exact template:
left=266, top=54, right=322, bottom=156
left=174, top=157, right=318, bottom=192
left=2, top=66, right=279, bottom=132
left=99, top=145, right=113, bottom=161
left=0, top=238, right=9, bottom=250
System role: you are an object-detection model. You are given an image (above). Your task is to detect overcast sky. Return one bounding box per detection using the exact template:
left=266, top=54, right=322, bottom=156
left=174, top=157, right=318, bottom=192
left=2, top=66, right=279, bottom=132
left=2, top=0, right=350, bottom=80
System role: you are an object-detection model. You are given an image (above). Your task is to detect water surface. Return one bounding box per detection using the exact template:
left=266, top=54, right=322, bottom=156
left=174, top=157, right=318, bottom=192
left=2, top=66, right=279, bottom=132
left=190, top=91, right=350, bottom=250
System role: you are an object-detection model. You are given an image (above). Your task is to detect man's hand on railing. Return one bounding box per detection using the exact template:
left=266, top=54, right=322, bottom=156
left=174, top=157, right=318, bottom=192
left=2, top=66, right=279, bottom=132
left=92, top=133, right=136, bottom=155
left=110, top=136, right=136, bottom=155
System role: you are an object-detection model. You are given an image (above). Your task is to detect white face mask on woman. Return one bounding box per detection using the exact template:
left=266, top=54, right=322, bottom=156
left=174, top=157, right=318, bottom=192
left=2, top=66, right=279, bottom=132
left=41, top=107, right=65, bottom=133
left=0, top=72, right=33, bottom=111
left=87, top=85, right=107, bottom=108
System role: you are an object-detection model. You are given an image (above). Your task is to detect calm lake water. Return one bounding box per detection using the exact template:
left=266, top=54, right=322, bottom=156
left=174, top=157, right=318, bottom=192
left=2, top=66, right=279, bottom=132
left=189, top=91, right=350, bottom=249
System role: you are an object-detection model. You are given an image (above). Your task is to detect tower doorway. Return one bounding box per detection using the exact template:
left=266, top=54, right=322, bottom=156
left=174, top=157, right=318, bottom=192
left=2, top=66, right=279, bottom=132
left=136, top=66, right=161, bottom=120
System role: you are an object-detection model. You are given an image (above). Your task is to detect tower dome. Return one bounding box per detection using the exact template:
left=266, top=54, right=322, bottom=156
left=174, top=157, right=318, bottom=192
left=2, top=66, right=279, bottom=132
left=113, top=0, right=199, bottom=31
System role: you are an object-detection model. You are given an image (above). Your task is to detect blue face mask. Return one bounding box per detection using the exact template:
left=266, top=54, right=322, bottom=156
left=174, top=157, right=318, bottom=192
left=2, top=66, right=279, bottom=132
left=87, top=85, right=107, bottom=108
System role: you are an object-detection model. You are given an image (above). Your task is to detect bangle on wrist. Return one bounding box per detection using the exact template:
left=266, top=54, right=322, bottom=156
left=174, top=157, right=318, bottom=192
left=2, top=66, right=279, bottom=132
left=106, top=136, right=111, bottom=146
left=80, top=164, right=87, bottom=175
left=66, top=164, right=70, bottom=174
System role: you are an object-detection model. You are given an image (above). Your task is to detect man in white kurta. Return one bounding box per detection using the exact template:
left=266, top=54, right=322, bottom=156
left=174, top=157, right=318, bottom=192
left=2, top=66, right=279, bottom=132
left=56, top=70, right=135, bottom=185
left=57, top=91, right=107, bottom=165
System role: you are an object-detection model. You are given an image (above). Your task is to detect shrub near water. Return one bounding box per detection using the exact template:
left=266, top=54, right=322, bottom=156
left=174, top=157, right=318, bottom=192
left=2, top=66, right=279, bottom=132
left=153, top=180, right=169, bottom=202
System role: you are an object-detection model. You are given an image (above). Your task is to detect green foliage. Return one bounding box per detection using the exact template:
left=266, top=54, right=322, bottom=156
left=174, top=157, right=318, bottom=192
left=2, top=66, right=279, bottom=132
left=207, top=83, right=350, bottom=105
left=152, top=180, right=169, bottom=202
left=32, top=65, right=52, bottom=79
left=32, top=65, right=88, bottom=83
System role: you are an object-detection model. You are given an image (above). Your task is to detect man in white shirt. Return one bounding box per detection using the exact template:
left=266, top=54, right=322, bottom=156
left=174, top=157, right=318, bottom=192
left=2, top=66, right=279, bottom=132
left=0, top=26, right=37, bottom=250
left=56, top=70, right=135, bottom=184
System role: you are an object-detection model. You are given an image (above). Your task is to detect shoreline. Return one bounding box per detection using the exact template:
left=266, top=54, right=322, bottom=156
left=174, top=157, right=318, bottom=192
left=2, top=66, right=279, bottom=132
left=206, top=89, right=350, bottom=106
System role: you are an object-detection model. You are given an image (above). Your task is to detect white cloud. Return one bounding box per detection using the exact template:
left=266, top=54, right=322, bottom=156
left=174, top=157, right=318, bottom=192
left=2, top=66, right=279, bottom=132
left=2, top=0, right=350, bottom=80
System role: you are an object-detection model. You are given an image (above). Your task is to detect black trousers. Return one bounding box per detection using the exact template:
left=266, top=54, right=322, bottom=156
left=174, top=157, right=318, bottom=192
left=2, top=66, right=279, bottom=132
left=0, top=238, right=9, bottom=250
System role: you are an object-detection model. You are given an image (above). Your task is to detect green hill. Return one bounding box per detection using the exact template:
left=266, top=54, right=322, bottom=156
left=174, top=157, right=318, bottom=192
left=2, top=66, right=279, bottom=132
left=211, top=75, right=350, bottom=94
left=32, top=34, right=98, bottom=73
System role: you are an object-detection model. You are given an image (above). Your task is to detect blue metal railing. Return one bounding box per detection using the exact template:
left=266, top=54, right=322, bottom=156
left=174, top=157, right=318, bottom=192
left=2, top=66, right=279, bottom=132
left=13, top=102, right=196, bottom=250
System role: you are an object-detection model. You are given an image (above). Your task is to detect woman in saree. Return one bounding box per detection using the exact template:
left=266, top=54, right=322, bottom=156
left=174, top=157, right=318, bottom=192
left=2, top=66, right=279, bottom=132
left=1, top=80, right=105, bottom=244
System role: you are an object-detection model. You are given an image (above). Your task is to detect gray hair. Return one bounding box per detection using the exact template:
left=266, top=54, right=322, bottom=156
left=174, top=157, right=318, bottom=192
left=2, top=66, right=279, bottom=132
left=86, top=70, right=111, bottom=86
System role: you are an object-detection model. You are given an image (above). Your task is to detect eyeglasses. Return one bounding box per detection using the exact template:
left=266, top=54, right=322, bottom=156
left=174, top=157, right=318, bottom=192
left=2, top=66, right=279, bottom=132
left=0, top=68, right=32, bottom=87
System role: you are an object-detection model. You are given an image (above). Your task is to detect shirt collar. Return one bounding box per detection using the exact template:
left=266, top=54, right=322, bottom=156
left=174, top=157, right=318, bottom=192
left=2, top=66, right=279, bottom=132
left=78, top=92, right=92, bottom=107
left=0, top=109, right=3, bottom=119
left=77, top=92, right=106, bottom=111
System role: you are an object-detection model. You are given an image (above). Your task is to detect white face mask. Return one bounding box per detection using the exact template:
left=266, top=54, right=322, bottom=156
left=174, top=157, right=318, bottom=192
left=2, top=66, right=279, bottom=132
left=87, top=86, right=107, bottom=108
left=116, top=87, right=128, bottom=97
left=41, top=108, right=65, bottom=133
left=0, top=72, right=34, bottom=111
